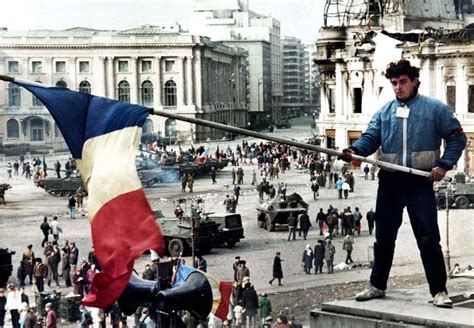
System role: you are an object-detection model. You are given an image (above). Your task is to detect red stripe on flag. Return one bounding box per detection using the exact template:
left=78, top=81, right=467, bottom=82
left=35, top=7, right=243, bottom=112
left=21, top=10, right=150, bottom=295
left=82, top=189, right=164, bottom=308
left=214, top=281, right=233, bottom=320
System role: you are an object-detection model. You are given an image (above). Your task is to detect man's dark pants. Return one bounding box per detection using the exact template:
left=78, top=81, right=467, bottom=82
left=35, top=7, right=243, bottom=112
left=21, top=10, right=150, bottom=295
left=370, top=171, right=447, bottom=297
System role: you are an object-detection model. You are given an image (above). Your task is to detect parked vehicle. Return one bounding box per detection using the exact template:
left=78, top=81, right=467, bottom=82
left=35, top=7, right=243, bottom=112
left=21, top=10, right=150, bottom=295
left=204, top=213, right=245, bottom=247
left=257, top=193, right=308, bottom=231
left=435, top=180, right=474, bottom=209
left=153, top=209, right=219, bottom=257
left=34, top=176, right=84, bottom=197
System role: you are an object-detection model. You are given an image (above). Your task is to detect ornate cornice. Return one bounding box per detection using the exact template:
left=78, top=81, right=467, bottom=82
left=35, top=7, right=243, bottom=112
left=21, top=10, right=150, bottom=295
left=0, top=43, right=197, bottom=49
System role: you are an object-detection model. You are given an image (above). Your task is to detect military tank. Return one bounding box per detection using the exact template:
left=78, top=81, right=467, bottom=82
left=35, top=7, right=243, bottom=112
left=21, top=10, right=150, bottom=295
left=34, top=175, right=85, bottom=197
left=257, top=193, right=309, bottom=231
left=153, top=209, right=219, bottom=257
left=0, top=248, right=15, bottom=287
left=435, top=178, right=474, bottom=209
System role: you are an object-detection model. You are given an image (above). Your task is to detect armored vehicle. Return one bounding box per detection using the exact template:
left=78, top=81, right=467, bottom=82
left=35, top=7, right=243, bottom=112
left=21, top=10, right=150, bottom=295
left=435, top=180, right=474, bottom=209
left=0, top=248, right=15, bottom=287
left=34, top=176, right=85, bottom=197
left=257, top=193, right=309, bottom=231
left=154, top=210, right=219, bottom=257
left=204, top=213, right=244, bottom=247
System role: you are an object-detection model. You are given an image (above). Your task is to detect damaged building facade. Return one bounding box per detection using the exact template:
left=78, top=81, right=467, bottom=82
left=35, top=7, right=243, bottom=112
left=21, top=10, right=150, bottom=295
left=315, top=0, right=474, bottom=173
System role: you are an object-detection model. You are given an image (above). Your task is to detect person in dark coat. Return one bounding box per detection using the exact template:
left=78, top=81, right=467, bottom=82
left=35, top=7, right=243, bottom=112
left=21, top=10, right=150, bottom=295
left=302, top=245, right=314, bottom=274
left=298, top=212, right=311, bottom=240
left=0, top=288, right=6, bottom=328
left=366, top=208, right=376, bottom=235
left=40, top=217, right=50, bottom=248
left=313, top=240, right=325, bottom=274
left=242, top=283, right=258, bottom=327
left=316, top=208, right=326, bottom=236
left=269, top=252, right=283, bottom=286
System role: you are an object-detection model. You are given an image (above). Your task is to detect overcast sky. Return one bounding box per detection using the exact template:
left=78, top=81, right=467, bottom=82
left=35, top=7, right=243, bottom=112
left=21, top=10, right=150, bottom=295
left=0, top=0, right=325, bottom=44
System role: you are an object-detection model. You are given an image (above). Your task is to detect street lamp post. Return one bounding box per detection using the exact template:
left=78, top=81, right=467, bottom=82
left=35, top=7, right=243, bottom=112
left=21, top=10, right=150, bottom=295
left=444, top=182, right=455, bottom=275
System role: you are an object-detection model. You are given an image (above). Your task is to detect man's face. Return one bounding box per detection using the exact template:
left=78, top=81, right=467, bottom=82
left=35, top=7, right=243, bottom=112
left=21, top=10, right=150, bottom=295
left=390, top=74, right=418, bottom=101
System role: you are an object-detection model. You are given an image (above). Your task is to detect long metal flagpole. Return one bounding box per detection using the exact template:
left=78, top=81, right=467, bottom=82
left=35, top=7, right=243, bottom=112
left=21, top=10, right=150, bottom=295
left=149, top=109, right=433, bottom=179
left=0, top=74, right=433, bottom=179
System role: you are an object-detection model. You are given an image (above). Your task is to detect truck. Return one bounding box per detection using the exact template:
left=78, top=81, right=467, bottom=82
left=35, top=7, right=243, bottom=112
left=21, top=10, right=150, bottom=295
left=204, top=213, right=245, bottom=247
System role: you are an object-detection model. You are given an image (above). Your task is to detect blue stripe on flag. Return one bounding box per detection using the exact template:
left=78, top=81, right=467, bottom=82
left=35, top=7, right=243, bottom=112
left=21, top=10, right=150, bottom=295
left=15, top=83, right=150, bottom=159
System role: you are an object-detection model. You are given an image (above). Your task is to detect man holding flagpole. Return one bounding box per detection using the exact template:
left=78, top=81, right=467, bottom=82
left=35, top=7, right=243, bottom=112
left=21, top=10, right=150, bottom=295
left=339, top=59, right=466, bottom=308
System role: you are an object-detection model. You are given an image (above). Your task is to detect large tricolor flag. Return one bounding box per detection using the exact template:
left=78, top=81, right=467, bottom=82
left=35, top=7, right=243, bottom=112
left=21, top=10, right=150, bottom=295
left=13, top=80, right=165, bottom=308
left=173, top=262, right=233, bottom=321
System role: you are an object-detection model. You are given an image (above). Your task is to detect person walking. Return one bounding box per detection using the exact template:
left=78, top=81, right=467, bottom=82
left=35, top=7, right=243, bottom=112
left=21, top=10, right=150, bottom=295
left=287, top=213, right=297, bottom=241
left=211, top=166, right=217, bottom=184
left=363, top=164, right=370, bottom=180
left=40, top=217, right=50, bottom=248
left=269, top=252, right=283, bottom=286
left=49, top=217, right=62, bottom=242
left=61, top=247, right=72, bottom=287
left=343, top=233, right=355, bottom=264
left=5, top=284, right=20, bottom=328
left=242, top=283, right=258, bottom=328
left=366, top=208, right=376, bottom=235
left=301, top=245, right=314, bottom=274
left=324, top=238, right=335, bottom=274
left=340, top=59, right=466, bottom=308
left=335, top=177, right=343, bottom=199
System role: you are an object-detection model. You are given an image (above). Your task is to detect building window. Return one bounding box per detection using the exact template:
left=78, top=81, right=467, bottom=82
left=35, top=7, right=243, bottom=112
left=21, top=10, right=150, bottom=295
left=353, top=88, right=362, bottom=114
left=7, top=119, right=19, bottom=138
left=446, top=85, right=456, bottom=112
left=141, top=60, right=152, bottom=73
left=328, top=88, right=336, bottom=113
left=8, top=83, right=21, bottom=107
left=118, top=60, right=129, bottom=73
left=79, top=61, right=90, bottom=73
left=79, top=80, right=91, bottom=94
left=165, top=60, right=175, bottom=72
left=141, top=80, right=154, bottom=106
left=55, top=61, right=66, bottom=73
left=54, top=123, right=62, bottom=138
left=8, top=61, right=19, bottom=73
left=143, top=118, right=154, bottom=134
left=469, top=85, right=474, bottom=114
left=164, top=80, right=177, bottom=106
left=118, top=80, right=130, bottom=103
left=32, top=61, right=42, bottom=73
left=165, top=118, right=177, bottom=138
left=55, top=80, right=68, bottom=88
left=30, top=118, right=44, bottom=141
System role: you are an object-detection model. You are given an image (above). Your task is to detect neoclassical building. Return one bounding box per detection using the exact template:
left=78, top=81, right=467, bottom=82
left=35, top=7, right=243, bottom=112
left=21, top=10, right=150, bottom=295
left=0, top=25, right=248, bottom=152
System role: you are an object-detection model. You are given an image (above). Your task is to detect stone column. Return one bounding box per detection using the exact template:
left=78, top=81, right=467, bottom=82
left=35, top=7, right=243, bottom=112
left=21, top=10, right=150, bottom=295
left=96, top=56, right=107, bottom=97
left=155, top=56, right=162, bottom=107
left=177, top=56, right=185, bottom=107
left=456, top=63, right=465, bottom=116
left=194, top=49, right=202, bottom=110
left=130, top=57, right=139, bottom=104
left=106, top=56, right=115, bottom=99
left=186, top=56, right=194, bottom=106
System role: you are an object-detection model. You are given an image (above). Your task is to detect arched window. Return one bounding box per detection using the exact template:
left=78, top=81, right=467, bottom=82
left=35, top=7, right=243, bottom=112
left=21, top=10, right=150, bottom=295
left=143, top=118, right=154, bottom=134
left=32, top=81, right=43, bottom=106
left=141, top=80, right=154, bottom=106
left=164, top=80, right=177, bottom=107
left=55, top=80, right=68, bottom=88
left=8, top=83, right=21, bottom=107
left=165, top=118, right=177, bottom=138
left=79, top=80, right=91, bottom=94
left=30, top=118, right=44, bottom=141
left=7, top=119, right=19, bottom=138
left=118, top=80, right=130, bottom=103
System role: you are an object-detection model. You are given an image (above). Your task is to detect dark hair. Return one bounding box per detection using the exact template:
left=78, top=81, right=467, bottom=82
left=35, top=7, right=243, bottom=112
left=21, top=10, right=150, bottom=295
left=384, top=59, right=420, bottom=81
